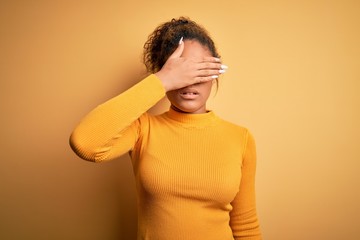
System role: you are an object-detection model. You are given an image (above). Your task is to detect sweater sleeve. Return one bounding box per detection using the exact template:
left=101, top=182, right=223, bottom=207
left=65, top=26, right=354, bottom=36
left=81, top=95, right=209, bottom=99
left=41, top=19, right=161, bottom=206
left=69, top=74, right=166, bottom=162
left=229, top=130, right=262, bottom=239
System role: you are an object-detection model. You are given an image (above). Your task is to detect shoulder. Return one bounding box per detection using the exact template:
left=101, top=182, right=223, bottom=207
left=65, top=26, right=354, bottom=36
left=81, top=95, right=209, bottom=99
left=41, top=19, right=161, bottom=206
left=217, top=116, right=250, bottom=136
left=215, top=117, right=255, bottom=158
left=216, top=116, right=256, bottom=146
left=139, top=111, right=170, bottom=128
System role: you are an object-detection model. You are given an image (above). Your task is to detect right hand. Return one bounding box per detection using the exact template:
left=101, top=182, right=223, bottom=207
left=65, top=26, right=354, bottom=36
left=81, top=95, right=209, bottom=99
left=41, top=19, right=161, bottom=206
left=155, top=41, right=225, bottom=92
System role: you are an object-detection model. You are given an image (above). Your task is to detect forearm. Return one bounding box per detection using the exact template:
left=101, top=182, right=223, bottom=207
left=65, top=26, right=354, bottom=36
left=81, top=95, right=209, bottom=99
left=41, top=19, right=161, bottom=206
left=69, top=74, right=166, bottom=162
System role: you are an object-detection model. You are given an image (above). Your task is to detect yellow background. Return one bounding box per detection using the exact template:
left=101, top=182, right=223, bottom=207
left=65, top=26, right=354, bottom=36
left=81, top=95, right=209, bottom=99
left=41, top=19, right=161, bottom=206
left=1, top=0, right=359, bottom=239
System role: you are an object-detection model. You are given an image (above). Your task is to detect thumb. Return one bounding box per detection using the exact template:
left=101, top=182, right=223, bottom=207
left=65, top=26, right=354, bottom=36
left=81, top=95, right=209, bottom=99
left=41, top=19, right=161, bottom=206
left=169, top=37, right=184, bottom=59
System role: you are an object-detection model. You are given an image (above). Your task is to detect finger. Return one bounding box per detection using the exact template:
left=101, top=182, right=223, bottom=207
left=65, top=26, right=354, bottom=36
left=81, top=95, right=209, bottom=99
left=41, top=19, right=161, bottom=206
left=169, top=37, right=184, bottom=59
left=194, top=75, right=219, bottom=83
left=196, top=62, right=225, bottom=70
left=196, top=69, right=226, bottom=77
left=199, top=57, right=228, bottom=70
left=198, top=56, right=222, bottom=63
left=187, top=56, right=220, bottom=65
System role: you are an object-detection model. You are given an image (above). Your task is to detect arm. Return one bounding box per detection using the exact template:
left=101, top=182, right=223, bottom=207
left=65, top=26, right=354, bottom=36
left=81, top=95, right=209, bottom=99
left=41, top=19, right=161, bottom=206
left=69, top=74, right=165, bottom=162
left=69, top=41, right=224, bottom=162
left=230, top=131, right=262, bottom=239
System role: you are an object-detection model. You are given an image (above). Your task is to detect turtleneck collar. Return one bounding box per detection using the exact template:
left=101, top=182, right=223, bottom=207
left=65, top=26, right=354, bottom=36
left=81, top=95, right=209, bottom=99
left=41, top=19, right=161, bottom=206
left=164, top=108, right=219, bottom=127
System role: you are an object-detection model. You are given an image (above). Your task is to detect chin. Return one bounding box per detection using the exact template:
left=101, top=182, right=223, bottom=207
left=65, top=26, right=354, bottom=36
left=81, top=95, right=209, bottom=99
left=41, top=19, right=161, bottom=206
left=171, top=104, right=205, bottom=114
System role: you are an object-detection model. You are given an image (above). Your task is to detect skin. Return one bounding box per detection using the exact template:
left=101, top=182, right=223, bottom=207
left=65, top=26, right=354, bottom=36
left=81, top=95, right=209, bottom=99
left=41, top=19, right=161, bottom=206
left=155, top=39, right=224, bottom=114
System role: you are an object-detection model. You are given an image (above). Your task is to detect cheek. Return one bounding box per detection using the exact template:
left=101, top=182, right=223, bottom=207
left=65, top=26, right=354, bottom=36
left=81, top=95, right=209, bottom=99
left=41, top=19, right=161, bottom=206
left=200, top=82, right=214, bottom=97
left=166, top=91, right=177, bottom=102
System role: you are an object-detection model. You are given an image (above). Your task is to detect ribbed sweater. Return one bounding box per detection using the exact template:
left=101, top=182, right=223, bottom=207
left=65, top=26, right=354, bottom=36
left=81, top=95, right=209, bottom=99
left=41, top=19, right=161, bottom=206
left=70, top=74, right=262, bottom=240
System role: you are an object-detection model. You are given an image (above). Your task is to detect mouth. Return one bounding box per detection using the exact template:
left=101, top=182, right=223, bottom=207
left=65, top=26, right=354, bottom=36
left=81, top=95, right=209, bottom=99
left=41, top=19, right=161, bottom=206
left=179, top=89, right=199, bottom=99
left=180, top=89, right=199, bottom=95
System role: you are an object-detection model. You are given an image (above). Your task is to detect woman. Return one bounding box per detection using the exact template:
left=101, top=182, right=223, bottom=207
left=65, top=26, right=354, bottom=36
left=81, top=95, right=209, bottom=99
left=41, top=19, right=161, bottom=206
left=70, top=17, right=262, bottom=240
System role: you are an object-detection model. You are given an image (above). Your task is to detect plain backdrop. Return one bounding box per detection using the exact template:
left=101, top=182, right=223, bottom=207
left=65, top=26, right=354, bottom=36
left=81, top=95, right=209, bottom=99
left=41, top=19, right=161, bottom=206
left=1, top=0, right=359, bottom=239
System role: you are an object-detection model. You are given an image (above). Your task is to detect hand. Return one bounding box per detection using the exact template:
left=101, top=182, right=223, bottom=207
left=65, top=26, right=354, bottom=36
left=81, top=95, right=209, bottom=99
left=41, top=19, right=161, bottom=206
left=155, top=40, right=226, bottom=92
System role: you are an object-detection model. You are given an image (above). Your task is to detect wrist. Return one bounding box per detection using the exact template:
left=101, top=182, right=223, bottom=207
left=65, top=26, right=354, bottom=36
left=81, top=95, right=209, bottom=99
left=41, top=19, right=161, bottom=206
left=154, top=71, right=171, bottom=92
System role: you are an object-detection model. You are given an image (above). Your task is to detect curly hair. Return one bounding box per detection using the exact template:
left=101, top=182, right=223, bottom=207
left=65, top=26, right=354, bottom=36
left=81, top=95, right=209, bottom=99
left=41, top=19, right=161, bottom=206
left=143, top=17, right=220, bottom=73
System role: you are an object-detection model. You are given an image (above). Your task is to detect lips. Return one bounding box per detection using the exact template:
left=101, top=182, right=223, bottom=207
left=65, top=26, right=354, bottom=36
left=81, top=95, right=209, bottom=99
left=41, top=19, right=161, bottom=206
left=179, top=88, right=199, bottom=99
left=180, top=88, right=198, bottom=95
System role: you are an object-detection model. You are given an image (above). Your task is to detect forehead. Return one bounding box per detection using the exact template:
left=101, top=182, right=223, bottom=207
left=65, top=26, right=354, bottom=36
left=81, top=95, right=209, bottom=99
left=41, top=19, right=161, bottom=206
left=181, top=40, right=212, bottom=58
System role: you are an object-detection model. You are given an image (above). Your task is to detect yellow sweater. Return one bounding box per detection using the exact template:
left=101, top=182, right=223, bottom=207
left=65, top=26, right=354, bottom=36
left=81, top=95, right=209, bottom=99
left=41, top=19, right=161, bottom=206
left=70, top=74, right=262, bottom=240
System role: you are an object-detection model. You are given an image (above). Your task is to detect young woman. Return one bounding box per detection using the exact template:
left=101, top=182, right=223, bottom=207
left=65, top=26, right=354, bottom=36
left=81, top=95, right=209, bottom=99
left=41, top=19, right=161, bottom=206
left=70, top=17, right=262, bottom=240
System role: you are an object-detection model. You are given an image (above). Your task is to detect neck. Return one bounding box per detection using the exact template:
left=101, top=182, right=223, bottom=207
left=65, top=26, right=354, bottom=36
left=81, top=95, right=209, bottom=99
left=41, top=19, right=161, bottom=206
left=170, top=105, right=207, bottom=114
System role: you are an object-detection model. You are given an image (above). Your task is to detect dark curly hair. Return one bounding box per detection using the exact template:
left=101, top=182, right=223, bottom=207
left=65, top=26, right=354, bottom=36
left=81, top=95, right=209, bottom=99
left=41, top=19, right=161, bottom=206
left=143, top=17, right=221, bottom=73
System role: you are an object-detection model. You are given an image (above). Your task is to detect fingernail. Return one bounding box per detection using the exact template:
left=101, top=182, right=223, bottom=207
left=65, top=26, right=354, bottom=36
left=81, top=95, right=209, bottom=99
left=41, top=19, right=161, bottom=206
left=211, top=75, right=219, bottom=79
left=179, top=36, right=183, bottom=45
left=221, top=64, right=228, bottom=69
left=214, top=57, right=221, bottom=62
left=219, top=69, right=226, bottom=74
